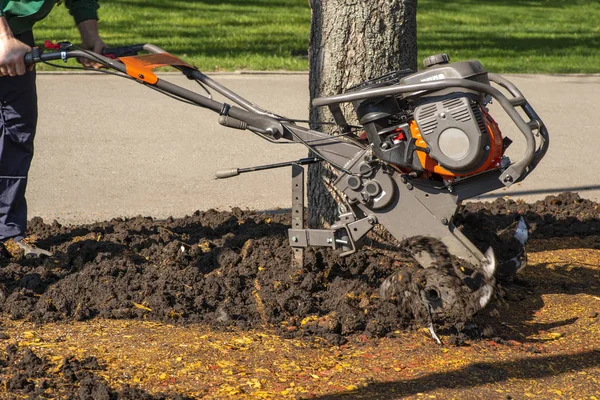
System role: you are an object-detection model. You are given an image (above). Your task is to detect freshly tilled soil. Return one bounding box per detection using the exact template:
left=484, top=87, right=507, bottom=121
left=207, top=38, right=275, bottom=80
left=0, top=192, right=597, bottom=340
left=0, top=192, right=599, bottom=398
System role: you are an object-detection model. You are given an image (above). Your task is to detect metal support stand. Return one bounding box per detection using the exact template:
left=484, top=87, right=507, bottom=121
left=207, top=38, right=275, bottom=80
left=291, top=164, right=305, bottom=267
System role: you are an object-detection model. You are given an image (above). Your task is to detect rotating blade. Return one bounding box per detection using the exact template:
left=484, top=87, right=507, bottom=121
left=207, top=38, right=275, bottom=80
left=497, top=216, right=529, bottom=280
left=477, top=247, right=496, bottom=309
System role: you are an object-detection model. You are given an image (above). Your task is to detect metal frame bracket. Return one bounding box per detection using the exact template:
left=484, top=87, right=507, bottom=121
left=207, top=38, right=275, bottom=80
left=291, top=164, right=305, bottom=267
left=288, top=214, right=377, bottom=256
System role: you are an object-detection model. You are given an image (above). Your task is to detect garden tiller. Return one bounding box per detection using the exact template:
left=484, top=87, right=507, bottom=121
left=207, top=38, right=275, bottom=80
left=25, top=43, right=549, bottom=320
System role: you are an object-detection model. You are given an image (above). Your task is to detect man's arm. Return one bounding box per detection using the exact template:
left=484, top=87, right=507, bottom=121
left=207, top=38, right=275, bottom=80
left=63, top=0, right=100, bottom=25
left=0, top=16, right=30, bottom=77
left=64, top=0, right=105, bottom=68
left=76, top=19, right=105, bottom=68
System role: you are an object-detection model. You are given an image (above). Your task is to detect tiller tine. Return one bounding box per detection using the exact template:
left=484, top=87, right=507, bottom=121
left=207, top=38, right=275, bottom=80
left=496, top=216, right=529, bottom=281
left=477, top=247, right=497, bottom=309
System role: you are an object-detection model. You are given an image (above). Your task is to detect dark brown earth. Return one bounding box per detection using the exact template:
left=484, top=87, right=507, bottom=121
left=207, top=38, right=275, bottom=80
left=0, top=192, right=599, bottom=398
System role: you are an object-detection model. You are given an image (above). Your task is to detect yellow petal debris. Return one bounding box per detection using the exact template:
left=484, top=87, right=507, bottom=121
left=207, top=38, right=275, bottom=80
left=23, top=331, right=37, bottom=339
left=132, top=302, right=152, bottom=312
left=545, top=332, right=563, bottom=340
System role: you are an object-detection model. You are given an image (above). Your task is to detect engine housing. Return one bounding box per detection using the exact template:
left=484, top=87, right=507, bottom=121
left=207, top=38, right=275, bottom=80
left=351, top=58, right=505, bottom=179
left=414, top=93, right=490, bottom=174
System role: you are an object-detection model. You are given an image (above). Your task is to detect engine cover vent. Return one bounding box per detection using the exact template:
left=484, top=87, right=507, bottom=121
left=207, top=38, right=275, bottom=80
left=419, top=120, right=439, bottom=136
left=471, top=102, right=488, bottom=134
left=414, top=94, right=491, bottom=173
left=415, top=104, right=439, bottom=135
left=450, top=107, right=471, bottom=122
left=442, top=97, right=464, bottom=110
left=417, top=103, right=438, bottom=119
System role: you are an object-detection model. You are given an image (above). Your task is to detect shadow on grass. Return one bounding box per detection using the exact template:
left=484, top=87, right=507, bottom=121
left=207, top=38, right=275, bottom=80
left=417, top=0, right=599, bottom=72
left=419, top=34, right=600, bottom=55
left=420, top=0, right=576, bottom=10
left=103, top=21, right=309, bottom=60
left=106, top=0, right=298, bottom=10
left=311, top=350, right=600, bottom=399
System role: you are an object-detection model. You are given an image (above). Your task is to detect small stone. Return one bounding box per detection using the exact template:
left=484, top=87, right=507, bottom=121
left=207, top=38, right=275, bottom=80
left=588, top=311, right=599, bottom=319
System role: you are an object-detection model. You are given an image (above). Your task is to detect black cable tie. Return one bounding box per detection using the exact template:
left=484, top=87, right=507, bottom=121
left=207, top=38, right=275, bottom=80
left=220, top=103, right=231, bottom=116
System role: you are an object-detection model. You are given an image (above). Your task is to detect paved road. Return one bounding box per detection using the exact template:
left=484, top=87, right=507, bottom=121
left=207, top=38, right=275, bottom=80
left=28, top=72, right=600, bottom=225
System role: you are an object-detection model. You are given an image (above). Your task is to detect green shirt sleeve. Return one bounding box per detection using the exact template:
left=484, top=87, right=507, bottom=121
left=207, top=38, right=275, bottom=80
left=63, top=0, right=100, bottom=24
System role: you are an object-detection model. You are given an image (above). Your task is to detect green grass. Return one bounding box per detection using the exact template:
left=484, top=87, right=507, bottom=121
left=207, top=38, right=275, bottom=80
left=417, top=0, right=600, bottom=73
left=32, top=0, right=599, bottom=73
left=34, top=0, right=311, bottom=71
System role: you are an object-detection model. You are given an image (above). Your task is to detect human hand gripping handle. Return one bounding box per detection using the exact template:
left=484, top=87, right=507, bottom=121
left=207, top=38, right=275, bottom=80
left=76, top=19, right=106, bottom=69
left=0, top=16, right=31, bottom=77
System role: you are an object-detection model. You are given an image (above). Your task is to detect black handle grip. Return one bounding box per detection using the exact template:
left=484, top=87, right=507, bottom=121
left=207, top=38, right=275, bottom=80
left=23, top=53, right=34, bottom=65
left=23, top=47, right=42, bottom=65
left=218, top=115, right=248, bottom=130
left=226, top=108, right=283, bottom=139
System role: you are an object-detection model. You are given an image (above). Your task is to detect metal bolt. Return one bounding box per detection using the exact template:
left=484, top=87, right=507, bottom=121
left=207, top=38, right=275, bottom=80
left=441, top=218, right=449, bottom=225
left=367, top=217, right=375, bottom=225
left=347, top=176, right=362, bottom=190
left=359, top=163, right=373, bottom=175
left=292, top=236, right=298, bottom=242
left=406, top=183, right=413, bottom=190
left=485, top=145, right=490, bottom=151
left=327, top=237, right=333, bottom=244
left=138, top=74, right=145, bottom=79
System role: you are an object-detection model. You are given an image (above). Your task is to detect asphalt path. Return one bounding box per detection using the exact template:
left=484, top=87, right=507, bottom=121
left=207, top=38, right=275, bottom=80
left=29, top=72, right=600, bottom=225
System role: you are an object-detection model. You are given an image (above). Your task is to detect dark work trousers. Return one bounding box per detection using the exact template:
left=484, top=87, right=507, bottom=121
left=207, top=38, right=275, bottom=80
left=0, top=31, right=37, bottom=242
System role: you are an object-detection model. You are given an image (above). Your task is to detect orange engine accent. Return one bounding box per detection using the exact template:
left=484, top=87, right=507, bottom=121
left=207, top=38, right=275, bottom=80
left=119, top=53, right=196, bottom=84
left=409, top=109, right=503, bottom=179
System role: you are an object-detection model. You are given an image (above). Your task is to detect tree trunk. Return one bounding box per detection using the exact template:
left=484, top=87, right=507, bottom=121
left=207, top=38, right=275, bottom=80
left=307, top=0, right=418, bottom=228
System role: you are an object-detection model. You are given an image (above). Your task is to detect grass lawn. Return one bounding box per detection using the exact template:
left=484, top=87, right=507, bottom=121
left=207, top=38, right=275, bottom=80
left=34, top=0, right=311, bottom=71
left=33, top=0, right=599, bottom=73
left=418, top=0, right=600, bottom=73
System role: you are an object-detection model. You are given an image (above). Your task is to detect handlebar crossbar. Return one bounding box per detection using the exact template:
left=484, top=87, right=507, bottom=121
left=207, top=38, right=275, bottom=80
left=24, top=44, right=284, bottom=138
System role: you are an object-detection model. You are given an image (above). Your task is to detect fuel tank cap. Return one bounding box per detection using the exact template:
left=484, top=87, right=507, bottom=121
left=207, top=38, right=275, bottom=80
left=423, top=53, right=450, bottom=68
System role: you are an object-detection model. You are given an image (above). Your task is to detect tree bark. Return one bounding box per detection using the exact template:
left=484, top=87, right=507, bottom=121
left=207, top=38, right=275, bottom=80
left=307, top=0, right=418, bottom=228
